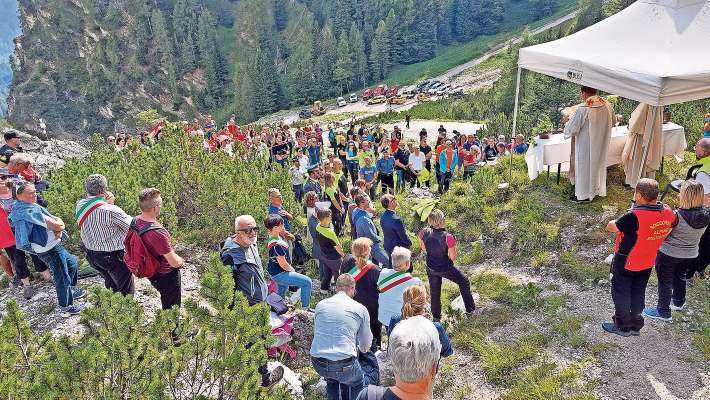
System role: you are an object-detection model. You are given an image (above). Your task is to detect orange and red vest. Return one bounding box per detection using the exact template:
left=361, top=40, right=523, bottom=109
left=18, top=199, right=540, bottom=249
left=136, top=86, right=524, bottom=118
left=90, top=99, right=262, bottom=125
left=615, top=205, right=676, bottom=271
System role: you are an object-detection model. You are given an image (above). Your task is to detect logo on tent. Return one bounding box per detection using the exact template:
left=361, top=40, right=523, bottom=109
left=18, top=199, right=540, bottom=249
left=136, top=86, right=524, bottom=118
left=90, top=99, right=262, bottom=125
left=567, top=69, right=583, bottom=81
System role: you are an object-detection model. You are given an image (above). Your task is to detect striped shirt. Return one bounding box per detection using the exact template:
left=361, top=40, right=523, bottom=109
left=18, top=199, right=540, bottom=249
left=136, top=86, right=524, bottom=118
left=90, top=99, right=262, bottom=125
left=76, top=197, right=132, bottom=252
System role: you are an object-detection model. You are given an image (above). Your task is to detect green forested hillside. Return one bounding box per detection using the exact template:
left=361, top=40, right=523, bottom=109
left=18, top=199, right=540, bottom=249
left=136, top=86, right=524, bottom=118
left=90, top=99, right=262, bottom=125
left=7, top=0, right=560, bottom=136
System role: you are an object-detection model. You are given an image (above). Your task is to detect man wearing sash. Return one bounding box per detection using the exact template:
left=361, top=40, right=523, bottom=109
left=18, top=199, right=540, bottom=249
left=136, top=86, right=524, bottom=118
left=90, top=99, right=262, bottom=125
left=76, top=174, right=134, bottom=295
left=377, top=247, right=422, bottom=327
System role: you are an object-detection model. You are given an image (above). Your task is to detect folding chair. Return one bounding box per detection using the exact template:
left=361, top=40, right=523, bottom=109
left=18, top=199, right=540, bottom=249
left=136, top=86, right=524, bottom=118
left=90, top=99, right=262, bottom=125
left=659, top=164, right=701, bottom=201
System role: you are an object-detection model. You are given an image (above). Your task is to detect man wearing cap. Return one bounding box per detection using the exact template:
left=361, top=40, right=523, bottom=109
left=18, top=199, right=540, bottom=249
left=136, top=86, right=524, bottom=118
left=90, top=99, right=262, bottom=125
left=0, top=131, right=23, bottom=167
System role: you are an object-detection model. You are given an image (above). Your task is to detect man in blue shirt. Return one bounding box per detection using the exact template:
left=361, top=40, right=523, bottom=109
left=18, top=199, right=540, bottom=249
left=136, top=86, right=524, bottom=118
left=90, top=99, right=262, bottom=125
left=513, top=134, right=529, bottom=154
left=379, top=195, right=412, bottom=270
left=359, top=156, right=378, bottom=200
left=268, top=188, right=296, bottom=259
left=311, top=274, right=374, bottom=400
left=376, top=149, right=395, bottom=195
left=353, top=194, right=390, bottom=268
left=306, top=137, right=322, bottom=167
left=303, top=166, right=323, bottom=197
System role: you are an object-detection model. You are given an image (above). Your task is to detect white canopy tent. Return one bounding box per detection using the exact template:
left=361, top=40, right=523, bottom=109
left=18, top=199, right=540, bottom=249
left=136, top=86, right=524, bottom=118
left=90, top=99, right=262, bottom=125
left=510, top=0, right=710, bottom=179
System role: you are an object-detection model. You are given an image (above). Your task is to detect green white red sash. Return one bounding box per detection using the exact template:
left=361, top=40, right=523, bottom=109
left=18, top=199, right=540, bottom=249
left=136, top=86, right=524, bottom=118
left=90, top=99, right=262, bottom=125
left=349, top=262, right=375, bottom=282
left=377, top=271, right=413, bottom=293
left=75, top=197, right=107, bottom=229
left=267, top=236, right=289, bottom=251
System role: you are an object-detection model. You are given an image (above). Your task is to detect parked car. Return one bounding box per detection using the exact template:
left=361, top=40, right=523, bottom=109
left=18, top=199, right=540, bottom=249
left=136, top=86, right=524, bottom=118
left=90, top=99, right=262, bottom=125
left=337, top=97, right=347, bottom=107
left=349, top=93, right=358, bottom=103
left=367, top=95, right=387, bottom=105
left=299, top=109, right=312, bottom=119
left=402, top=89, right=417, bottom=99
left=387, top=95, right=406, bottom=105
left=436, top=85, right=451, bottom=96
left=363, top=88, right=374, bottom=100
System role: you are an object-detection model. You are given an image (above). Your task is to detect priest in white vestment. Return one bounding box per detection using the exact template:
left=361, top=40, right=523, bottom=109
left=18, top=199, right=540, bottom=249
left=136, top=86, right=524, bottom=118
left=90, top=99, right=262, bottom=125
left=563, top=86, right=614, bottom=201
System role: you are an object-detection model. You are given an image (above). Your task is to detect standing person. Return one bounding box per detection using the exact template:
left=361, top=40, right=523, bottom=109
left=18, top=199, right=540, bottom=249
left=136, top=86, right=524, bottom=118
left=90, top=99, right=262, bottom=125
left=8, top=181, right=86, bottom=317
left=437, top=125, right=447, bottom=138
left=380, top=195, right=412, bottom=268
left=405, top=113, right=411, bottom=130
left=353, top=194, right=390, bottom=268
left=0, top=174, right=51, bottom=299
left=356, top=316, right=441, bottom=400
left=219, top=214, right=285, bottom=388
left=315, top=208, right=345, bottom=291
left=304, top=165, right=323, bottom=198
left=304, top=191, right=327, bottom=284
left=438, top=139, right=458, bottom=194
left=76, top=174, right=134, bottom=296
left=563, top=86, right=614, bottom=201
left=687, top=138, right=710, bottom=280
left=644, top=181, right=710, bottom=321
left=603, top=179, right=675, bottom=336
left=345, top=141, right=361, bottom=185
left=376, top=149, right=395, bottom=196
left=359, top=156, right=378, bottom=200
left=0, top=130, right=23, bottom=166
left=306, top=137, right=322, bottom=167
left=483, top=138, right=498, bottom=162
left=419, top=209, right=475, bottom=321
left=290, top=158, right=305, bottom=203
left=408, top=143, right=426, bottom=188
left=131, top=188, right=185, bottom=311
left=377, top=247, right=422, bottom=327
left=311, top=274, right=374, bottom=400
left=341, top=238, right=382, bottom=349
left=393, top=141, right=410, bottom=194
left=265, top=214, right=312, bottom=309
left=323, top=172, right=345, bottom=237
left=513, top=134, right=529, bottom=154
left=268, top=187, right=296, bottom=241
left=463, top=145, right=480, bottom=179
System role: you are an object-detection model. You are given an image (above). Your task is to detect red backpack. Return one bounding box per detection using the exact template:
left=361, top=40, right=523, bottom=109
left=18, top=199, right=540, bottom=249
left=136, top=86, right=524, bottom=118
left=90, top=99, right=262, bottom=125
left=123, top=218, right=162, bottom=278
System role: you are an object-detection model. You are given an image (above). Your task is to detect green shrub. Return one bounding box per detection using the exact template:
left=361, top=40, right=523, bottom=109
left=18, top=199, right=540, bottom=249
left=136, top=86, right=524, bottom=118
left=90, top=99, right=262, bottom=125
left=44, top=124, right=298, bottom=248
left=502, top=361, right=599, bottom=400
left=473, top=332, right=548, bottom=385
left=0, top=256, right=289, bottom=400
left=559, top=251, right=609, bottom=287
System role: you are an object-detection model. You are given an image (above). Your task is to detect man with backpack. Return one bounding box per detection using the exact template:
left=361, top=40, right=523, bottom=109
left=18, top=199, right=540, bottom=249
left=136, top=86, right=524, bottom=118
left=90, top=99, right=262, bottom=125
left=219, top=214, right=285, bottom=388
left=125, top=188, right=185, bottom=311
left=76, top=175, right=134, bottom=296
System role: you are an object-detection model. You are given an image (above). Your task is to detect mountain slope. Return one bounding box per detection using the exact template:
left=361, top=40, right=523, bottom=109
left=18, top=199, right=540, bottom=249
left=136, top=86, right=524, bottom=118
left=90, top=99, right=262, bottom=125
left=8, top=0, right=562, bottom=137
left=0, top=0, right=20, bottom=118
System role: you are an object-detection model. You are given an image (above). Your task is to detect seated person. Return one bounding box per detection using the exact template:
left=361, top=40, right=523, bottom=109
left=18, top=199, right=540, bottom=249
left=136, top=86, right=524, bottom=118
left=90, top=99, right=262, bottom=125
left=264, top=214, right=312, bottom=309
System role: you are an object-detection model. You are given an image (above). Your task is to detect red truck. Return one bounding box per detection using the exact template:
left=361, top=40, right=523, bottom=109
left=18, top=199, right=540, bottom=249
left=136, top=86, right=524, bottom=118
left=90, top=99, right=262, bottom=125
left=373, top=84, right=388, bottom=97
left=385, top=85, right=399, bottom=98
left=362, top=88, right=373, bottom=100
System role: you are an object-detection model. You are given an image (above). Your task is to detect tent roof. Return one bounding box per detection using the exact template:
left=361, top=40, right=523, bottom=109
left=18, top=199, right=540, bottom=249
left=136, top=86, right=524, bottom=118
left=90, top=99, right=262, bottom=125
left=518, top=0, right=710, bottom=105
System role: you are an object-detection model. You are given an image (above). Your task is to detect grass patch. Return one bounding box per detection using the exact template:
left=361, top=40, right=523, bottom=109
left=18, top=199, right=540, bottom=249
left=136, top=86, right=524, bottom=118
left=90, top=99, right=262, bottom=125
left=469, top=271, right=544, bottom=311
left=502, top=361, right=599, bottom=400
left=544, top=294, right=570, bottom=317
left=685, top=277, right=710, bottom=360
left=473, top=331, right=548, bottom=385
left=552, top=314, right=586, bottom=349
left=531, top=251, right=554, bottom=271
left=559, top=251, right=609, bottom=287
left=509, top=194, right=560, bottom=253
left=458, top=241, right=485, bottom=266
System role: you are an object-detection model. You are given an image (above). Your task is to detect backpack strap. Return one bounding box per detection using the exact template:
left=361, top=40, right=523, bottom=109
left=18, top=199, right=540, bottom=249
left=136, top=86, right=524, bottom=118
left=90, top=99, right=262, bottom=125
left=130, top=218, right=162, bottom=236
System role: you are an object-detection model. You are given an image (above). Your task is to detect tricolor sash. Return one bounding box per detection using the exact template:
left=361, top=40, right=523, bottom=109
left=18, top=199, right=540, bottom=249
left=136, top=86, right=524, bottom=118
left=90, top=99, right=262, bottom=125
left=75, top=197, right=107, bottom=229
left=377, top=271, right=413, bottom=293
left=348, top=262, right=375, bottom=282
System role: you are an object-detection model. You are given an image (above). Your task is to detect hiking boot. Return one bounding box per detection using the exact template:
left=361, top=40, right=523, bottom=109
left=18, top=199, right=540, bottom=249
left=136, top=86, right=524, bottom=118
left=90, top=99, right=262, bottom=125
left=72, top=287, right=87, bottom=300
left=601, top=322, right=632, bottom=337
left=22, top=285, right=35, bottom=300
left=10, top=275, right=22, bottom=289
left=59, top=304, right=85, bottom=318
left=262, top=365, right=284, bottom=389
left=643, top=307, right=672, bottom=322
left=630, top=329, right=640, bottom=336
left=670, top=302, right=685, bottom=312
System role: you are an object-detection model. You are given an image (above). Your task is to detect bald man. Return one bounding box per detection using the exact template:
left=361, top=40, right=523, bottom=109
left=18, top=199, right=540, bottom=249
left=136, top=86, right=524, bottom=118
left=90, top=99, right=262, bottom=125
left=220, top=215, right=268, bottom=305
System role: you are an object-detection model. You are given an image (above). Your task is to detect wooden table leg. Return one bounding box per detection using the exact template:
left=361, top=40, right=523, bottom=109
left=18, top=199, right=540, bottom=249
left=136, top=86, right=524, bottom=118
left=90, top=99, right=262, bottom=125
left=557, top=163, right=561, bottom=185
left=547, top=165, right=550, bottom=179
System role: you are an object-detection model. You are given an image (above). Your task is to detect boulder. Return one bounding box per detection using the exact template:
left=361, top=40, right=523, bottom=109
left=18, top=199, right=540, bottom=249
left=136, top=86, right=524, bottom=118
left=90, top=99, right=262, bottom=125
left=1, top=128, right=89, bottom=173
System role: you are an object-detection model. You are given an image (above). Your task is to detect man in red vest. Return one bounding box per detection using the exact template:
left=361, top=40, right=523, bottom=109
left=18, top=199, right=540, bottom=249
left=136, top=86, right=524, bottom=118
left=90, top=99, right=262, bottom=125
left=604, top=178, right=676, bottom=336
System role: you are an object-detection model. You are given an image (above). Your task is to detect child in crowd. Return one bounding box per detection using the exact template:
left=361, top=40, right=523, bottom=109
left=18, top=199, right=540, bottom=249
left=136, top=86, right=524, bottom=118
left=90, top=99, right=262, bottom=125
left=265, top=214, right=312, bottom=309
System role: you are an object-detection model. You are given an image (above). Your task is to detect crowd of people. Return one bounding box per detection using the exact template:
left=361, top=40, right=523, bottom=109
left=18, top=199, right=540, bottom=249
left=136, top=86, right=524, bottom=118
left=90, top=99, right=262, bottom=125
left=1, top=111, right=710, bottom=398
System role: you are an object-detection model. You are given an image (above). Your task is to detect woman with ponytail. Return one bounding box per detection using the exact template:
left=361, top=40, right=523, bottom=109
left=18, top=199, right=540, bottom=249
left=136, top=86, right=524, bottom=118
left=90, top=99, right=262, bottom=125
left=341, top=237, right=382, bottom=349
left=387, top=285, right=453, bottom=357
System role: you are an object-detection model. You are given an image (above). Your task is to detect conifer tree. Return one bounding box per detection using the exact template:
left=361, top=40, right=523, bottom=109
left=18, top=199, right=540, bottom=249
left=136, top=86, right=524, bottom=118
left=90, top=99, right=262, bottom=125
left=333, top=33, right=354, bottom=93
left=349, top=22, right=369, bottom=88
left=369, top=20, right=391, bottom=81
left=151, top=8, right=178, bottom=97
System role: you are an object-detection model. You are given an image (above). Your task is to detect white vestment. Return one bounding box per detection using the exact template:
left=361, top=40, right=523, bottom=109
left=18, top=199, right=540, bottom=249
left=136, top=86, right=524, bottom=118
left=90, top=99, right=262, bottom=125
left=563, top=97, right=614, bottom=201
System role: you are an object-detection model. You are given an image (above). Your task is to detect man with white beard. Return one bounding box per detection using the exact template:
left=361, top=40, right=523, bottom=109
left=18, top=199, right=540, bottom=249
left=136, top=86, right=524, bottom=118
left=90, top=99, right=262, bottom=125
left=220, top=214, right=268, bottom=306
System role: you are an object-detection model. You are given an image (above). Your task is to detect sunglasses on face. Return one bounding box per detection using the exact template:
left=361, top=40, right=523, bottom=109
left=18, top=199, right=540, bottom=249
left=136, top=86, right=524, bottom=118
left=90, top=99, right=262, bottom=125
left=238, top=227, right=258, bottom=235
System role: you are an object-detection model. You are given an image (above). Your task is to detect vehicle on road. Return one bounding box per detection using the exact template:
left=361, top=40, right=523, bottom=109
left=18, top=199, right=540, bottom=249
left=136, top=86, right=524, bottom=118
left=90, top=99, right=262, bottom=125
left=402, top=89, right=417, bottom=99
left=311, top=101, right=325, bottom=116
left=368, top=95, right=387, bottom=105
left=387, top=95, right=406, bottom=105
left=337, top=97, right=347, bottom=107
left=385, top=85, right=399, bottom=98
left=436, top=85, right=451, bottom=96
left=349, top=93, right=358, bottom=103
left=299, top=109, right=312, bottom=119
left=374, top=84, right=388, bottom=97
left=362, top=88, right=373, bottom=101
left=416, top=93, right=431, bottom=102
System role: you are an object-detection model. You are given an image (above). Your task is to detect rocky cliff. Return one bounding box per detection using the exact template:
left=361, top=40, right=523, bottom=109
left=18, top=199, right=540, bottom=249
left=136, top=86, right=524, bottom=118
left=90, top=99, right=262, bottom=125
left=1, top=128, right=88, bottom=172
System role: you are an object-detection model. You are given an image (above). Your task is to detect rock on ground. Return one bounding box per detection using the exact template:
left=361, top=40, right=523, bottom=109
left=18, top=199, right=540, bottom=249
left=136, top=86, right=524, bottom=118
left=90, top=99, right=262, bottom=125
left=1, top=128, right=89, bottom=173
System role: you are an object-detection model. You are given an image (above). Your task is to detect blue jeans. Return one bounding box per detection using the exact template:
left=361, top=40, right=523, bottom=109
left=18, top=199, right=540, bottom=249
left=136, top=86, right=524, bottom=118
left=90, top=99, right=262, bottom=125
left=395, top=169, right=406, bottom=192
left=293, top=184, right=304, bottom=203
left=36, top=244, right=78, bottom=307
left=370, top=244, right=390, bottom=269
left=272, top=271, right=312, bottom=308
left=311, top=356, right=365, bottom=400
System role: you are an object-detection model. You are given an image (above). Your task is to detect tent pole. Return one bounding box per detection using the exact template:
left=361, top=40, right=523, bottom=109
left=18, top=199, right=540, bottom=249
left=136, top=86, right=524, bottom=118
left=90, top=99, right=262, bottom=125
left=637, top=105, right=659, bottom=180
left=509, top=67, right=522, bottom=182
